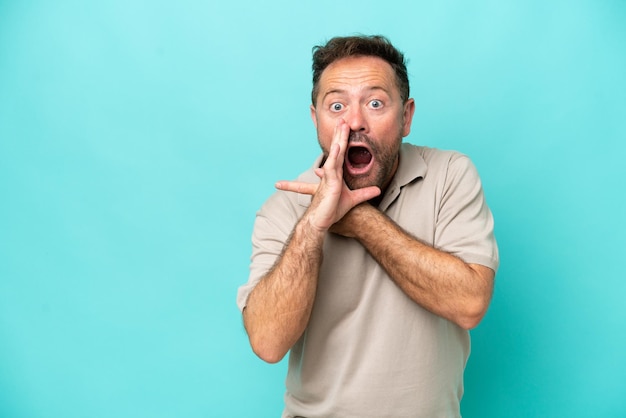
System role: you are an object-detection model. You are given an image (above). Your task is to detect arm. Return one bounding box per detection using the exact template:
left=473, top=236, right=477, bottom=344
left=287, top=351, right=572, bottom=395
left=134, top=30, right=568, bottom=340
left=243, top=214, right=324, bottom=364
left=243, top=120, right=380, bottom=363
left=331, top=204, right=494, bottom=330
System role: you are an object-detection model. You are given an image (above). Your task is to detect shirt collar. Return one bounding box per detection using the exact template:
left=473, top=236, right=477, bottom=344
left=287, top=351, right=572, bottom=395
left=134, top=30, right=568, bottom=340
left=391, top=142, right=427, bottom=189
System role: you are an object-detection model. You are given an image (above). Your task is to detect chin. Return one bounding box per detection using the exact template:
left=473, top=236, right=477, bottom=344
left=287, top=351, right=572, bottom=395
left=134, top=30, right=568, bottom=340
left=345, top=174, right=381, bottom=191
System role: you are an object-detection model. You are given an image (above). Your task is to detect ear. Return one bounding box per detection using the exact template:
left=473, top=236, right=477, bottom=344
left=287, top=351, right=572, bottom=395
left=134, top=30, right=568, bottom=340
left=310, top=105, right=318, bottom=129
left=401, top=99, right=416, bottom=137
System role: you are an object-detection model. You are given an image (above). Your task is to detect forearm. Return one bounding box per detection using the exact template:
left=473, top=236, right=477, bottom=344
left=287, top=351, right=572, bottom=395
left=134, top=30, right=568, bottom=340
left=341, top=205, right=494, bottom=329
left=243, top=214, right=325, bottom=363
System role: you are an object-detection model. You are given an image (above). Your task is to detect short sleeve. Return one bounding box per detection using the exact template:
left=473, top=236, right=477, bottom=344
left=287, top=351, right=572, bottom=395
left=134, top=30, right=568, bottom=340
left=434, top=154, right=499, bottom=271
left=236, top=191, right=304, bottom=312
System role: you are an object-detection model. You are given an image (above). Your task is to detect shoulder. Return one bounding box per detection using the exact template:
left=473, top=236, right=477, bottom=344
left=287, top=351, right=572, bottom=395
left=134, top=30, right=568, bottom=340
left=413, top=144, right=470, bottom=167
left=401, top=143, right=477, bottom=182
left=256, top=161, right=320, bottom=231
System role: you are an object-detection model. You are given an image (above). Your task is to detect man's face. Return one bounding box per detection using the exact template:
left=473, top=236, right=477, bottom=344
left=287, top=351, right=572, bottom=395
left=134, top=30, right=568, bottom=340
left=311, top=55, right=415, bottom=191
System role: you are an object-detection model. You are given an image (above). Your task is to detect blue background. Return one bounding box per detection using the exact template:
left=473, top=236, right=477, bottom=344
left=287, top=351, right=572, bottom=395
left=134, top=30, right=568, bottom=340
left=1, top=1, right=625, bottom=417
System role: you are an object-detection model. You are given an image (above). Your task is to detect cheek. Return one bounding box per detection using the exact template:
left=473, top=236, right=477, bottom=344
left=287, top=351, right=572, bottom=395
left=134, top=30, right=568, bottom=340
left=316, top=115, right=337, bottom=135
left=376, top=118, right=403, bottom=141
left=316, top=125, right=334, bottom=153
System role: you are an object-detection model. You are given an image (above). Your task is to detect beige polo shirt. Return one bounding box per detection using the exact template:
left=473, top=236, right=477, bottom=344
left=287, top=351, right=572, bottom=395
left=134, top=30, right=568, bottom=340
left=237, top=143, right=499, bottom=418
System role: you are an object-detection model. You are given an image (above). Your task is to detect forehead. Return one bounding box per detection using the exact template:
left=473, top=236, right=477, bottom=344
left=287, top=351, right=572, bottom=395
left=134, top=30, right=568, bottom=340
left=318, top=56, right=398, bottom=96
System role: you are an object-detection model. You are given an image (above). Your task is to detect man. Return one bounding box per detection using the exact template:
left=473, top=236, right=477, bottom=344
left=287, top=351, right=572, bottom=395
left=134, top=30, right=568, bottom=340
left=237, top=35, right=499, bottom=418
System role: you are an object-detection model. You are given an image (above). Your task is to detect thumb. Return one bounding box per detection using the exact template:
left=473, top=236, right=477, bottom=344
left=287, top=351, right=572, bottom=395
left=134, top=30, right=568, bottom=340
left=351, top=186, right=381, bottom=205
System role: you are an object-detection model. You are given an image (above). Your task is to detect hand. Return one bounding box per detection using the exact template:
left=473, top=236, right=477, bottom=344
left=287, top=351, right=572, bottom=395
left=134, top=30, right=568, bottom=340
left=275, top=120, right=381, bottom=232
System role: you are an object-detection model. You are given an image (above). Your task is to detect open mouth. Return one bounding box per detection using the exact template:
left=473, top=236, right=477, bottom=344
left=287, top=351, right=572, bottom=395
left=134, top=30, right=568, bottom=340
left=345, top=144, right=373, bottom=174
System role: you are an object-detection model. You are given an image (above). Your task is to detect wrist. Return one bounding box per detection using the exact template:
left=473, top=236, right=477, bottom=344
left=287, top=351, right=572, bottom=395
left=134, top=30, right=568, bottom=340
left=298, top=211, right=328, bottom=241
left=350, top=204, right=383, bottom=241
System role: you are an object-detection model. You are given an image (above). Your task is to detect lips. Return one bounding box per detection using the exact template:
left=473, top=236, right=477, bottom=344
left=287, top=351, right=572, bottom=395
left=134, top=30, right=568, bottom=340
left=345, top=143, right=374, bottom=175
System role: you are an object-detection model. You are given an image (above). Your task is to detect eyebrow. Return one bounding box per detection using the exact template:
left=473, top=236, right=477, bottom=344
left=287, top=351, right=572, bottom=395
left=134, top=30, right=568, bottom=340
left=322, top=86, right=390, bottom=102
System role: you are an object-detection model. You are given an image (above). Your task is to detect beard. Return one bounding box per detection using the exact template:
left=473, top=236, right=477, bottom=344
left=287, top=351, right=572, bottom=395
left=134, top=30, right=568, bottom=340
left=342, top=131, right=401, bottom=191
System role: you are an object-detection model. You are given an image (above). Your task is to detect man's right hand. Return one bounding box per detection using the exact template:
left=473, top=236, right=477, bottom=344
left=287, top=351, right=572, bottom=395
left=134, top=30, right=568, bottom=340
left=276, top=119, right=381, bottom=232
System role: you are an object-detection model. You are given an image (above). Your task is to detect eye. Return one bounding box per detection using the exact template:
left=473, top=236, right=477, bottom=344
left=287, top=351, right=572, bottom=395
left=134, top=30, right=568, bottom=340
left=369, top=99, right=383, bottom=109
left=330, top=102, right=344, bottom=112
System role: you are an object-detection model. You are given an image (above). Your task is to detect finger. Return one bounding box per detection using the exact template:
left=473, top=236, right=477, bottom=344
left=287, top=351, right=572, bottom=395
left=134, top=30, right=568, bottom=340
left=332, top=119, right=349, bottom=160
left=275, top=180, right=319, bottom=195
left=332, top=118, right=350, bottom=151
left=323, top=120, right=349, bottom=174
left=335, top=119, right=350, bottom=162
left=350, top=186, right=381, bottom=205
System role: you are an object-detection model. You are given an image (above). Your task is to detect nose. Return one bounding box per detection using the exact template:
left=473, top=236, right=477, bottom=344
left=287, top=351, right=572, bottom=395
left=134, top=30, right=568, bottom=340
left=345, top=105, right=367, bottom=133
